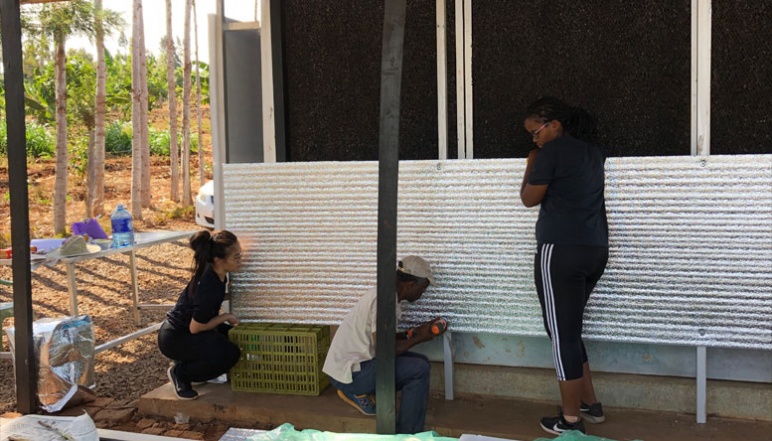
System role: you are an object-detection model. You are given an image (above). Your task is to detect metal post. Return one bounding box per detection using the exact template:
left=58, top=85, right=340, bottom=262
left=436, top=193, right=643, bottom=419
left=66, top=264, right=79, bottom=315
left=209, top=10, right=227, bottom=229
left=376, top=0, right=406, bottom=434
left=95, top=322, right=163, bottom=354
left=691, top=0, right=711, bottom=156
left=454, top=0, right=465, bottom=159
left=218, top=0, right=230, bottom=166
left=696, top=346, right=707, bottom=423
left=269, top=0, right=286, bottom=161
left=130, top=250, right=141, bottom=325
left=436, top=0, right=448, bottom=160
left=260, top=0, right=277, bottom=162
left=259, top=0, right=287, bottom=162
left=462, top=0, right=473, bottom=158
left=1, top=0, right=38, bottom=414
left=443, top=331, right=454, bottom=400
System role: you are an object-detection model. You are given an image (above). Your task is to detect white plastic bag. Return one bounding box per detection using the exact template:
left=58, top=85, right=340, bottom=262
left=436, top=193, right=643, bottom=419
left=0, top=412, right=98, bottom=441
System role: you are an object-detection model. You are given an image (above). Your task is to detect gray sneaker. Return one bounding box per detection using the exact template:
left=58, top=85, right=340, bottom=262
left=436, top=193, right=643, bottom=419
left=580, top=401, right=605, bottom=423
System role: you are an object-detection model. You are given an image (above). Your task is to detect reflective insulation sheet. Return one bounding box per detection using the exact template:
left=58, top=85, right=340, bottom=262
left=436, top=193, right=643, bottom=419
left=224, top=155, right=772, bottom=350
left=5, top=315, right=96, bottom=412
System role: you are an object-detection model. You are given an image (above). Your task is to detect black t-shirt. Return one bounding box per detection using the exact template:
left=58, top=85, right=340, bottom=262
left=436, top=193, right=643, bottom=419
left=528, top=136, right=609, bottom=247
left=166, top=268, right=227, bottom=331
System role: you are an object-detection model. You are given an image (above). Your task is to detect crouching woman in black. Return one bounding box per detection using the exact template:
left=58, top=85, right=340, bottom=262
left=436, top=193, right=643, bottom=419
left=158, top=230, right=242, bottom=400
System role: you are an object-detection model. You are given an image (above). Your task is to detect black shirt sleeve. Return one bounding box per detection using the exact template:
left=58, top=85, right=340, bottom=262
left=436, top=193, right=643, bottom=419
left=528, top=143, right=558, bottom=185
left=192, top=270, right=226, bottom=324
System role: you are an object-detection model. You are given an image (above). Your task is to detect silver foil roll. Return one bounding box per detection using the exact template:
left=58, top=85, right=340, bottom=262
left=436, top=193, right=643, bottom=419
left=5, top=315, right=96, bottom=412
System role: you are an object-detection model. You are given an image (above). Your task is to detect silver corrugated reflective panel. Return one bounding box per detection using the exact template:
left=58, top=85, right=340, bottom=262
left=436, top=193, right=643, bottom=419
left=224, top=155, right=772, bottom=350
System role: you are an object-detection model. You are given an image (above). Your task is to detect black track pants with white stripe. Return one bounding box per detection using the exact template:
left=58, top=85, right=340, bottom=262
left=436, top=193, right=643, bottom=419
left=534, top=243, right=609, bottom=381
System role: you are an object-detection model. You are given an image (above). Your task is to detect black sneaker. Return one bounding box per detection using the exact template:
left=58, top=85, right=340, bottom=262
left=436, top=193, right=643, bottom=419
left=540, top=414, right=585, bottom=435
left=580, top=401, right=605, bottom=423
left=167, top=365, right=198, bottom=400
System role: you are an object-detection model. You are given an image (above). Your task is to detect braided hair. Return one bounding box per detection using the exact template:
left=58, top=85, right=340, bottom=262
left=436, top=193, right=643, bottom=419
left=525, top=97, right=598, bottom=144
left=187, top=229, right=239, bottom=299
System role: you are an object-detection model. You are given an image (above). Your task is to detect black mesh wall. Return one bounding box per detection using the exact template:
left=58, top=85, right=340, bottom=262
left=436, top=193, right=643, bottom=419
left=473, top=0, right=692, bottom=158
left=283, top=1, right=449, bottom=162
left=711, top=2, right=772, bottom=154
left=281, top=1, right=769, bottom=161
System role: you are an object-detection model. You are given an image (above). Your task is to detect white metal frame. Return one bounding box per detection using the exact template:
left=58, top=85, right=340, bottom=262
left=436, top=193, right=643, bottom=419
left=463, top=0, right=473, bottom=158
left=449, top=0, right=474, bottom=159
left=437, top=0, right=448, bottom=159
left=209, top=10, right=227, bottom=231
left=454, top=0, right=466, bottom=159
left=691, top=0, right=712, bottom=423
left=260, top=0, right=277, bottom=163
left=692, top=0, right=711, bottom=157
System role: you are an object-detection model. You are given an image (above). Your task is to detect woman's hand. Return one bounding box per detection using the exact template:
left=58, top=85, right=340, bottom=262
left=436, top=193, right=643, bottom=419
left=223, top=313, right=240, bottom=326
left=521, top=149, right=548, bottom=207
left=190, top=312, right=240, bottom=334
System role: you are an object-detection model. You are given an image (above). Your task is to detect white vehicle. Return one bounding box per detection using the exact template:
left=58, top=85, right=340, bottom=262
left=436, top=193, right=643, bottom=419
left=195, top=180, right=215, bottom=229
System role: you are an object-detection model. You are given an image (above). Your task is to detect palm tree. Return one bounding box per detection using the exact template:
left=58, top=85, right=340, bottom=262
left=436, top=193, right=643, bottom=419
left=87, top=0, right=107, bottom=218
left=194, top=0, right=204, bottom=185
left=166, top=0, right=180, bottom=202
left=181, top=0, right=193, bottom=205
left=137, top=1, right=151, bottom=209
left=131, top=0, right=145, bottom=218
left=86, top=0, right=124, bottom=217
left=35, top=1, right=96, bottom=235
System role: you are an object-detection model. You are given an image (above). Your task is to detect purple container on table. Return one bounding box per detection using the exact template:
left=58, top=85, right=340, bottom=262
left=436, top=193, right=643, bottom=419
left=71, top=218, right=108, bottom=239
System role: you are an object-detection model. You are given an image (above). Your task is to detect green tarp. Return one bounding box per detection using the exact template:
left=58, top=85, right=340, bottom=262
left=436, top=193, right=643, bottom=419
left=247, top=424, right=458, bottom=441
left=534, top=430, right=643, bottom=441
left=246, top=424, right=641, bottom=441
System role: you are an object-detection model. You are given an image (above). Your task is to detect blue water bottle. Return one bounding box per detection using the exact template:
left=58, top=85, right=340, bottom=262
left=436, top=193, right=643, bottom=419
left=111, top=204, right=135, bottom=248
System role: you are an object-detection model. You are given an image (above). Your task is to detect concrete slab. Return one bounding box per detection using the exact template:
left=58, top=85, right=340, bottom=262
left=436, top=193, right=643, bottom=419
left=139, top=383, right=772, bottom=441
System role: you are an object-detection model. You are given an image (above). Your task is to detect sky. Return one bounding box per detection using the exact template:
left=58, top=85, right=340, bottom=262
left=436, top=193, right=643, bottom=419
left=64, top=0, right=258, bottom=64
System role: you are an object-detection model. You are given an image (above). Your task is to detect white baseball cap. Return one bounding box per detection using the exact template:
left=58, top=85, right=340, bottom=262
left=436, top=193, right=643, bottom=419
left=397, top=255, right=436, bottom=286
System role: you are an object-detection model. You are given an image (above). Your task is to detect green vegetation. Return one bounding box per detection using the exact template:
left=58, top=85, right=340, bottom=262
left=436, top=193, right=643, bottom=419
left=104, top=120, right=132, bottom=155
left=0, top=44, right=208, bottom=159
left=149, top=129, right=198, bottom=156
left=0, top=116, right=198, bottom=163
left=105, top=120, right=198, bottom=157
left=0, top=120, right=56, bottom=158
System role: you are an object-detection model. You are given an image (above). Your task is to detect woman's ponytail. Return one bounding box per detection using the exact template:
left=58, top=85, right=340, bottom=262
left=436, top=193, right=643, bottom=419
left=525, top=96, right=597, bottom=143
left=186, top=229, right=238, bottom=299
left=564, top=106, right=597, bottom=144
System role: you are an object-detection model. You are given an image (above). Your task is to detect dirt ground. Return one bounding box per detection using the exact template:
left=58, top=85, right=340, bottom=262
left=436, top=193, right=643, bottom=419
left=0, top=139, right=261, bottom=438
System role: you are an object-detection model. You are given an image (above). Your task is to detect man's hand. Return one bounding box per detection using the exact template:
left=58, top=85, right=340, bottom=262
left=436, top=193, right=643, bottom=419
left=407, top=323, right=434, bottom=342
left=428, top=317, right=448, bottom=335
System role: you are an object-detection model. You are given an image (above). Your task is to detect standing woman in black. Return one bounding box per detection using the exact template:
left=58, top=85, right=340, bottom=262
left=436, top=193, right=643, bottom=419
left=520, top=97, right=609, bottom=435
left=158, top=230, right=243, bottom=400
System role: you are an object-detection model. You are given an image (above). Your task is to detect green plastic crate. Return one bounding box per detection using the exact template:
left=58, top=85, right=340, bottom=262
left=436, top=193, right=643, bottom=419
left=229, top=323, right=331, bottom=395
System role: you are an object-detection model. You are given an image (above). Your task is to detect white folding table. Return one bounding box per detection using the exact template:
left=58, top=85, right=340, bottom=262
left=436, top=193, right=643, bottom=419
left=0, top=230, right=195, bottom=355
left=50, top=230, right=195, bottom=325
